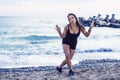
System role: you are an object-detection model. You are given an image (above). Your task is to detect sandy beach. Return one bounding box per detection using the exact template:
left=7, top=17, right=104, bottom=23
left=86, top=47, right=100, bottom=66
left=1, top=59, right=120, bottom=80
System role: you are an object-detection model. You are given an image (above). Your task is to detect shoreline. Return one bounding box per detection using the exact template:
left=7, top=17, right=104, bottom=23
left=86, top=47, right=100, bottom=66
left=1, top=52, right=120, bottom=69
left=0, top=58, right=120, bottom=72
left=0, top=59, right=119, bottom=72
left=1, top=59, right=120, bottom=80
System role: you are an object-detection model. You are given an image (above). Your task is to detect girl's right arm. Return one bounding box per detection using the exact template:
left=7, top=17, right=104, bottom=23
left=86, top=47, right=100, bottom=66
left=56, top=25, right=68, bottom=39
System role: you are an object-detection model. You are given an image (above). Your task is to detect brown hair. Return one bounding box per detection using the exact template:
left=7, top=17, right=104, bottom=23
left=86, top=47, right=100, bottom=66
left=67, top=13, right=84, bottom=30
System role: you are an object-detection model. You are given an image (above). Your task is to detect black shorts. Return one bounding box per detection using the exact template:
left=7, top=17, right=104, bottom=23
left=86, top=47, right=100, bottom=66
left=62, top=39, right=77, bottom=50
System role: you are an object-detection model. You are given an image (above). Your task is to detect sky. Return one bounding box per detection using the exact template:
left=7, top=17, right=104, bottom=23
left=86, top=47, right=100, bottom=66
left=0, top=0, right=120, bottom=19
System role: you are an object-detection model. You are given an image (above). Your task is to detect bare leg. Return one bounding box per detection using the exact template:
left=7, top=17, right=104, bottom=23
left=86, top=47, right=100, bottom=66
left=70, top=49, right=75, bottom=59
left=69, top=49, right=75, bottom=70
left=59, top=49, right=75, bottom=67
left=59, top=45, right=75, bottom=70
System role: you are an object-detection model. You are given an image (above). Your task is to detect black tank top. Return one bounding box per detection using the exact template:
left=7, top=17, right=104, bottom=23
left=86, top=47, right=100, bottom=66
left=62, top=25, right=80, bottom=46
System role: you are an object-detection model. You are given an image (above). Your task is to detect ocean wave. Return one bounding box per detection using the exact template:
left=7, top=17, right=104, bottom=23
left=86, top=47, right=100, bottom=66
left=89, top=35, right=120, bottom=40
left=30, top=41, right=46, bottom=44
left=11, top=35, right=59, bottom=41
left=76, top=48, right=113, bottom=53
left=0, top=32, right=8, bottom=35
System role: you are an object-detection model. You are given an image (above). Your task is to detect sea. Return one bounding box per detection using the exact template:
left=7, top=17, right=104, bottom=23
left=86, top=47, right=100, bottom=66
left=0, top=16, right=120, bottom=68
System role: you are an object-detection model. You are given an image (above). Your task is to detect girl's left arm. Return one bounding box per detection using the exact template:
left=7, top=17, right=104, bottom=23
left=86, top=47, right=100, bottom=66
left=81, top=21, right=94, bottom=37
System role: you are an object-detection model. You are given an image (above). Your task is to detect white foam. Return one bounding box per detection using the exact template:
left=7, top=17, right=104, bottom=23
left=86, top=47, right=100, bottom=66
left=1, top=52, right=120, bottom=68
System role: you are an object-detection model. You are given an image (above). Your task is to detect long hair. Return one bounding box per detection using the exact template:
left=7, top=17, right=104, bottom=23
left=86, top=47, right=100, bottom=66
left=67, top=13, right=85, bottom=31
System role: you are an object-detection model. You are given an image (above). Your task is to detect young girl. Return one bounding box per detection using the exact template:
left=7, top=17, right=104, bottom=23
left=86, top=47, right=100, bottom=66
left=55, top=13, right=94, bottom=76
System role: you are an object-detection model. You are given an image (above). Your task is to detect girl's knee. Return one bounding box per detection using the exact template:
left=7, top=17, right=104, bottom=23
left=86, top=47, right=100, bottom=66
left=65, top=56, right=71, bottom=61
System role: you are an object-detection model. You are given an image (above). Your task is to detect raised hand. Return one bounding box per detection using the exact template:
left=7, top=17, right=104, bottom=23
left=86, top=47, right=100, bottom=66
left=90, top=21, right=94, bottom=29
left=55, top=25, right=61, bottom=33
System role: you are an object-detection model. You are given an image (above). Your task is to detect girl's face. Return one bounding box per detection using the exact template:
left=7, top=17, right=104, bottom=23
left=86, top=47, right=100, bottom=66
left=68, top=15, right=76, bottom=24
